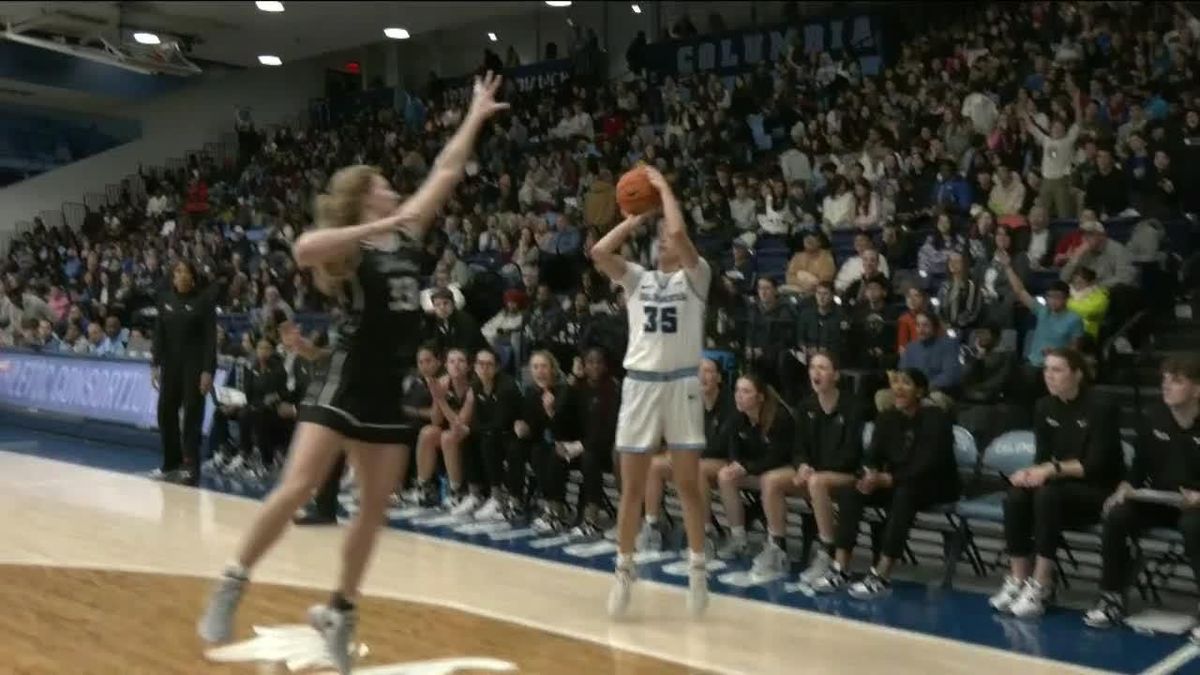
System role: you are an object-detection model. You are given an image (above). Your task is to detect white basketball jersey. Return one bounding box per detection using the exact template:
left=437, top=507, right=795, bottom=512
left=619, top=259, right=712, bottom=372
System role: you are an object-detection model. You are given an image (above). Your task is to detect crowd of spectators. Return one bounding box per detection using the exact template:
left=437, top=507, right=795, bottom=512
left=0, top=1, right=1197, bottom=524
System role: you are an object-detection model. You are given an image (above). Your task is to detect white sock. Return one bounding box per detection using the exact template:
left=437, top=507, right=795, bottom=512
left=689, top=550, right=706, bottom=568
left=645, top=514, right=659, bottom=525
left=616, top=552, right=634, bottom=570
left=225, top=562, right=249, bottom=579
left=731, top=526, right=746, bottom=541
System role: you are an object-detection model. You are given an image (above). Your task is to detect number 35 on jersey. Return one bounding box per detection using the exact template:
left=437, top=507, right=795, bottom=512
left=619, top=259, right=711, bottom=373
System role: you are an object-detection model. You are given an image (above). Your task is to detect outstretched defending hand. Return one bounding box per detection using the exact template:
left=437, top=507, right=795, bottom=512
left=468, top=71, right=511, bottom=120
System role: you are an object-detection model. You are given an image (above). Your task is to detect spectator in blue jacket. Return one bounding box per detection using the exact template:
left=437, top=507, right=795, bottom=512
left=931, top=160, right=971, bottom=216
left=102, top=316, right=129, bottom=357
left=897, top=311, right=963, bottom=404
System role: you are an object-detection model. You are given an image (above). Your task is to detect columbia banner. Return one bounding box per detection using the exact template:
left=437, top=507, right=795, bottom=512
left=643, top=15, right=884, bottom=78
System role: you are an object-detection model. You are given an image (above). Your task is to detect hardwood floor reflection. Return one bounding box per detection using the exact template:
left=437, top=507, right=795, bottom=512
left=0, top=565, right=699, bottom=674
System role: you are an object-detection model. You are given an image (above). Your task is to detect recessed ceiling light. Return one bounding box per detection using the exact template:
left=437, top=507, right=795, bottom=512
left=487, top=32, right=498, bottom=42
left=545, top=1, right=572, bottom=6
left=132, top=32, right=160, bottom=45
left=258, top=55, right=282, bottom=66
left=631, top=4, right=642, bottom=15
left=255, top=1, right=284, bottom=12
left=383, top=27, right=410, bottom=40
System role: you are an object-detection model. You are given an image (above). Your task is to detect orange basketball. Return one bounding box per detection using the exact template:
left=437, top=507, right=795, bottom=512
left=615, top=165, right=661, bottom=216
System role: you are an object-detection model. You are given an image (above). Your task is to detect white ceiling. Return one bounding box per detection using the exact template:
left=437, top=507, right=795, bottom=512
left=0, top=1, right=542, bottom=68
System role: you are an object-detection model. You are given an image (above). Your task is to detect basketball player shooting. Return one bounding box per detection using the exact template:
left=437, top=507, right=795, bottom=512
left=590, top=166, right=712, bottom=619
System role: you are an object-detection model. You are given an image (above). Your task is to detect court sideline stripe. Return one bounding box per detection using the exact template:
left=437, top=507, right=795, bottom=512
left=1140, top=643, right=1200, bottom=675
left=396, top=528, right=1115, bottom=675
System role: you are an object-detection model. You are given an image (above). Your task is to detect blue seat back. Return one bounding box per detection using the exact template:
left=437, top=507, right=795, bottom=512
left=862, top=422, right=977, bottom=469
left=953, top=425, right=978, bottom=470
left=983, top=430, right=1036, bottom=477
left=702, top=350, right=736, bottom=378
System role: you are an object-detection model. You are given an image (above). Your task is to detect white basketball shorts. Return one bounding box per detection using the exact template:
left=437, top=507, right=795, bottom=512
left=615, top=368, right=706, bottom=453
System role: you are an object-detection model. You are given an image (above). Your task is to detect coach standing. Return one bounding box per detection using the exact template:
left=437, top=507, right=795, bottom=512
left=151, top=260, right=217, bottom=486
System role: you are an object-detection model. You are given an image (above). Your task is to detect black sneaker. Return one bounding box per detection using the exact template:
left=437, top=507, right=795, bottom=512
left=570, top=518, right=604, bottom=540
left=165, top=468, right=198, bottom=486
left=810, top=565, right=850, bottom=593
left=532, top=502, right=570, bottom=534
left=293, top=512, right=338, bottom=526
left=500, top=497, right=526, bottom=523
left=417, top=482, right=439, bottom=508
left=1083, top=593, right=1126, bottom=628
left=847, top=569, right=892, bottom=599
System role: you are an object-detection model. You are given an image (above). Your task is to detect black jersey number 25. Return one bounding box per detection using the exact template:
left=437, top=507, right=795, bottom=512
left=387, top=276, right=420, bottom=312
left=642, top=306, right=677, bottom=334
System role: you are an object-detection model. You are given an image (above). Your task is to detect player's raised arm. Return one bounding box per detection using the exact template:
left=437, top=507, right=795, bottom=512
left=292, top=209, right=404, bottom=269
left=643, top=166, right=700, bottom=270
left=395, top=71, right=510, bottom=238
left=590, top=212, right=647, bottom=282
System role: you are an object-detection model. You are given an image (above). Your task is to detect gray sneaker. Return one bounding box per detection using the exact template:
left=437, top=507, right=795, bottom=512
left=607, top=564, right=637, bottom=619
left=308, top=604, right=358, bottom=675
left=197, top=572, right=248, bottom=643
left=750, top=541, right=787, bottom=579
left=635, top=520, right=663, bottom=551
left=799, top=548, right=833, bottom=584
left=717, top=536, right=749, bottom=560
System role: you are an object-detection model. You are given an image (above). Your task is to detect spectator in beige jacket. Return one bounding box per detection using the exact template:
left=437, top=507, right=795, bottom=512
left=988, top=165, right=1027, bottom=219
left=583, top=169, right=617, bottom=231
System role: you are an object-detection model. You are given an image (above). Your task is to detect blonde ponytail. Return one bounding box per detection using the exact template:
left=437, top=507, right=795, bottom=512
left=309, top=165, right=378, bottom=296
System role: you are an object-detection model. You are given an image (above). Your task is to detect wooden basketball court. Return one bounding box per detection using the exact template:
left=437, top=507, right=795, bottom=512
left=0, top=448, right=1119, bottom=674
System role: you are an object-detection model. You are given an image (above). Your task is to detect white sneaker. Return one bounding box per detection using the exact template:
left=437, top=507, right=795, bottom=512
left=450, top=493, right=481, bottom=517
left=607, top=565, right=637, bottom=619
left=1009, top=579, right=1054, bottom=619
left=988, top=575, right=1024, bottom=613
left=750, top=541, right=787, bottom=580
left=687, top=563, right=709, bottom=618
left=635, top=520, right=663, bottom=551
left=799, top=548, right=833, bottom=584
left=247, top=459, right=269, bottom=481
left=473, top=496, right=505, bottom=521
left=202, top=455, right=228, bottom=474
left=225, top=455, right=246, bottom=475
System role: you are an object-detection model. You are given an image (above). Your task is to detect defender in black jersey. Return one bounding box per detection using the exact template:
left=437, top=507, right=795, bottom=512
left=199, top=72, right=510, bottom=675
left=298, top=236, right=427, bottom=445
